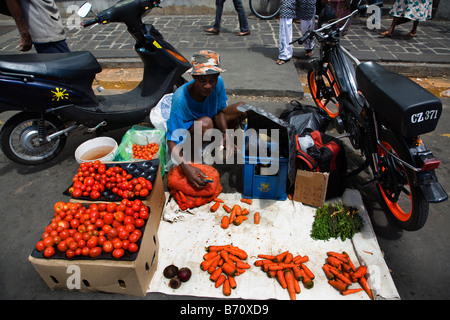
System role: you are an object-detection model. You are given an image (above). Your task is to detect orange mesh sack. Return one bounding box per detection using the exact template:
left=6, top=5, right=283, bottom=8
left=167, top=164, right=222, bottom=210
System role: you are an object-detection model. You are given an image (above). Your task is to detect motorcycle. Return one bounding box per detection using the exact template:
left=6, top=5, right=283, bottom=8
left=0, top=0, right=191, bottom=165
left=292, top=2, right=447, bottom=230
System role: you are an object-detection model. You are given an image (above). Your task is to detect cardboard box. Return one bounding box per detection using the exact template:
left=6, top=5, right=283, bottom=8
left=28, top=170, right=165, bottom=297
left=293, top=169, right=329, bottom=208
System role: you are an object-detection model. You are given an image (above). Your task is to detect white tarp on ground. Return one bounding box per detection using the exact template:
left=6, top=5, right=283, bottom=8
left=148, top=189, right=400, bottom=300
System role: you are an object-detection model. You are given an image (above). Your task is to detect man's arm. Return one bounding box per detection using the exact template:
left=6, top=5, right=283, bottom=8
left=6, top=0, right=32, bottom=51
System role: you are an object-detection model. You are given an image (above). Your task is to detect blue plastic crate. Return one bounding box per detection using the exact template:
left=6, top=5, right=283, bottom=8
left=242, top=155, right=288, bottom=201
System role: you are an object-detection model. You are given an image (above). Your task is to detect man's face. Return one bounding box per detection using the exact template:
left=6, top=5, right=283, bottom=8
left=192, top=74, right=219, bottom=98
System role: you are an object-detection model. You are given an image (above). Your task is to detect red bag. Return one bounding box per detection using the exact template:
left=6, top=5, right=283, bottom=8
left=167, top=164, right=222, bottom=210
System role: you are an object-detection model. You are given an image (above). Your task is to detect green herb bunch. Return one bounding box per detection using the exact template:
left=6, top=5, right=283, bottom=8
left=310, top=201, right=363, bottom=241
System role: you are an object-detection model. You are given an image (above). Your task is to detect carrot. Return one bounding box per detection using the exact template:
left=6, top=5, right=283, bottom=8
left=222, top=204, right=232, bottom=213
left=276, top=270, right=287, bottom=289
left=254, top=212, right=260, bottom=224
left=223, top=279, right=231, bottom=296
left=206, top=245, right=231, bottom=252
left=284, top=269, right=296, bottom=300
left=215, top=274, right=226, bottom=288
left=352, top=265, right=367, bottom=279
left=235, top=260, right=251, bottom=269
left=240, top=198, right=252, bottom=205
left=233, top=215, right=248, bottom=226
left=300, top=263, right=315, bottom=280
left=329, top=267, right=352, bottom=285
left=178, top=191, right=187, bottom=202
left=342, top=262, right=353, bottom=274
left=300, top=269, right=314, bottom=289
left=224, top=247, right=248, bottom=260
left=228, top=275, right=237, bottom=289
left=322, top=264, right=334, bottom=280
left=267, top=270, right=277, bottom=278
left=287, top=194, right=293, bottom=200
left=210, top=266, right=222, bottom=282
left=284, top=252, right=294, bottom=264
left=327, top=256, right=343, bottom=269
left=294, top=278, right=301, bottom=294
left=203, top=251, right=218, bottom=260
left=241, top=208, right=249, bottom=215
left=220, top=216, right=230, bottom=229
left=293, top=255, right=309, bottom=264
left=358, top=276, right=374, bottom=300
left=222, top=261, right=237, bottom=277
left=268, top=263, right=297, bottom=271
left=254, top=259, right=273, bottom=267
left=214, top=198, right=224, bottom=203
left=200, top=254, right=220, bottom=271
left=292, top=265, right=303, bottom=281
left=275, top=250, right=289, bottom=262
left=208, top=257, right=220, bottom=274
left=210, top=201, right=220, bottom=212
left=328, top=279, right=348, bottom=291
left=344, top=252, right=356, bottom=271
left=220, top=250, right=230, bottom=263
left=342, top=288, right=364, bottom=295
left=257, top=254, right=276, bottom=260
left=229, top=206, right=238, bottom=223
left=327, top=251, right=348, bottom=260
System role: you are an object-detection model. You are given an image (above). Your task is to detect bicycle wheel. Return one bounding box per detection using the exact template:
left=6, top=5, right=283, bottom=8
left=249, top=0, right=280, bottom=20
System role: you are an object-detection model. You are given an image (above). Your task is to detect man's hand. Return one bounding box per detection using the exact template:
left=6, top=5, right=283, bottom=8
left=181, top=163, right=208, bottom=189
left=19, top=31, right=32, bottom=51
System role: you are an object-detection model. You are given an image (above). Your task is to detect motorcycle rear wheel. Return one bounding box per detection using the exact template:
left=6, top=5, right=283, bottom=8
left=249, top=0, right=280, bottom=20
left=0, top=112, right=66, bottom=165
left=376, top=129, right=429, bottom=231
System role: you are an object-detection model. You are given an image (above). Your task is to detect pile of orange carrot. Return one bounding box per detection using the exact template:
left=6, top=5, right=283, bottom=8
left=200, top=245, right=250, bottom=297
left=322, top=251, right=374, bottom=299
left=210, top=198, right=260, bottom=228
left=254, top=250, right=315, bottom=300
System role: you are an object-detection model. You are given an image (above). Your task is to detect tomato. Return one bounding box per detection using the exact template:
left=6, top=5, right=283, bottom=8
left=112, top=248, right=125, bottom=259
left=134, top=218, right=145, bottom=228
left=54, top=201, right=66, bottom=214
left=84, top=177, right=95, bottom=186
left=139, top=188, right=149, bottom=197
left=107, top=228, right=118, bottom=240
left=81, top=247, right=90, bottom=256
left=103, top=240, right=114, bottom=253
left=95, top=218, right=104, bottom=229
left=122, top=239, right=130, bottom=250
left=112, top=238, right=123, bottom=249
left=124, top=223, right=135, bottom=233
left=44, top=246, right=55, bottom=258
left=103, top=213, right=114, bottom=225
left=57, top=241, right=68, bottom=252
left=87, top=236, right=98, bottom=249
left=106, top=202, right=117, bottom=213
left=123, top=216, right=134, bottom=226
left=66, top=249, right=76, bottom=259
left=59, top=230, right=70, bottom=240
left=36, top=240, right=45, bottom=252
left=58, top=220, right=70, bottom=230
left=139, top=209, right=149, bottom=220
left=69, top=241, right=78, bottom=251
left=90, top=190, right=101, bottom=200
left=89, top=247, right=102, bottom=258
left=128, top=243, right=139, bottom=253
left=114, top=211, right=125, bottom=223
left=118, top=230, right=129, bottom=240
left=128, top=233, right=139, bottom=243
left=98, top=202, right=107, bottom=212
left=43, top=236, right=54, bottom=248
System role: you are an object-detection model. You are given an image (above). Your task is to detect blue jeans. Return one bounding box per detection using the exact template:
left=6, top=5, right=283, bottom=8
left=214, top=0, right=249, bottom=32
left=34, top=40, right=70, bottom=53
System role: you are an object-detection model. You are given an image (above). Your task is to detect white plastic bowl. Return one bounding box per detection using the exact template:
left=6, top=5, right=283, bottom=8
left=75, top=137, right=118, bottom=163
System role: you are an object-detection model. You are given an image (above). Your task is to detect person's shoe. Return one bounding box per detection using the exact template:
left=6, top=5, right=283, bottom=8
left=204, top=27, right=219, bottom=35
left=235, top=30, right=251, bottom=36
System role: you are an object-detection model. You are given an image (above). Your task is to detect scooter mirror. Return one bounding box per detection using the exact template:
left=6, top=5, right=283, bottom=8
left=77, top=2, right=92, bottom=18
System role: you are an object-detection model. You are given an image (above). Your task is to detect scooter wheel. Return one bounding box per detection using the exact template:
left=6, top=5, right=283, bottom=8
left=0, top=112, right=66, bottom=165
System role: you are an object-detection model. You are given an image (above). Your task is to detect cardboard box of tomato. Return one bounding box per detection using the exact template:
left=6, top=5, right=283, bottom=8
left=28, top=168, right=165, bottom=297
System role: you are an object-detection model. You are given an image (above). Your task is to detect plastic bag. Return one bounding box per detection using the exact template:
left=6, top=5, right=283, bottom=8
left=149, top=93, right=173, bottom=131
left=279, top=100, right=330, bottom=135
left=113, top=125, right=166, bottom=176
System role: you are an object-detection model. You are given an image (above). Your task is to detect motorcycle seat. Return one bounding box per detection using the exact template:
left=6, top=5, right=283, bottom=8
left=356, top=61, right=441, bottom=137
left=0, top=51, right=102, bottom=79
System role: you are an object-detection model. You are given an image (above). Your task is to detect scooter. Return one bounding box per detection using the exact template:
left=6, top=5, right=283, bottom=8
left=0, top=0, right=191, bottom=165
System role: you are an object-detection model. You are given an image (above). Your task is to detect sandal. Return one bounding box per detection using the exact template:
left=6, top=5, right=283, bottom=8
left=380, top=31, right=392, bottom=38
left=406, top=32, right=417, bottom=38
left=276, top=58, right=290, bottom=65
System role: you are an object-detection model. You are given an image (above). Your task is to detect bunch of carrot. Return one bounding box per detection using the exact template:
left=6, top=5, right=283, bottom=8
left=200, top=245, right=250, bottom=297
left=322, top=251, right=374, bottom=299
left=210, top=198, right=260, bottom=228
left=254, top=250, right=314, bottom=300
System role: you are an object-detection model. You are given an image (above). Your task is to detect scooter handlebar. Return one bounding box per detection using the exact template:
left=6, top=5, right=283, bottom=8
left=81, top=17, right=99, bottom=28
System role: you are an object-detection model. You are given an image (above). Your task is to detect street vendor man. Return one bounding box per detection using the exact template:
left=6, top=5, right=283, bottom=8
left=166, top=50, right=247, bottom=189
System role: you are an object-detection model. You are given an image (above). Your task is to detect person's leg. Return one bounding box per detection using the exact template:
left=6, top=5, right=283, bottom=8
left=213, top=0, right=225, bottom=31
left=188, top=116, right=214, bottom=162
left=232, top=0, right=250, bottom=33
left=409, top=21, right=419, bottom=36
left=277, top=17, right=293, bottom=64
left=216, top=102, right=247, bottom=130
left=381, top=16, right=400, bottom=37
left=301, top=7, right=315, bottom=55
left=34, top=40, right=70, bottom=53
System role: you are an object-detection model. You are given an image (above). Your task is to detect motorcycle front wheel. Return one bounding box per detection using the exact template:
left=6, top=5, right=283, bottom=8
left=376, top=129, right=429, bottom=231
left=0, top=112, right=66, bottom=165
left=307, top=67, right=340, bottom=118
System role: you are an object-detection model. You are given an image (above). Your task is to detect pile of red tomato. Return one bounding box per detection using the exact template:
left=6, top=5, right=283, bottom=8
left=35, top=199, right=150, bottom=259
left=69, top=160, right=152, bottom=200
left=132, top=143, right=159, bottom=160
